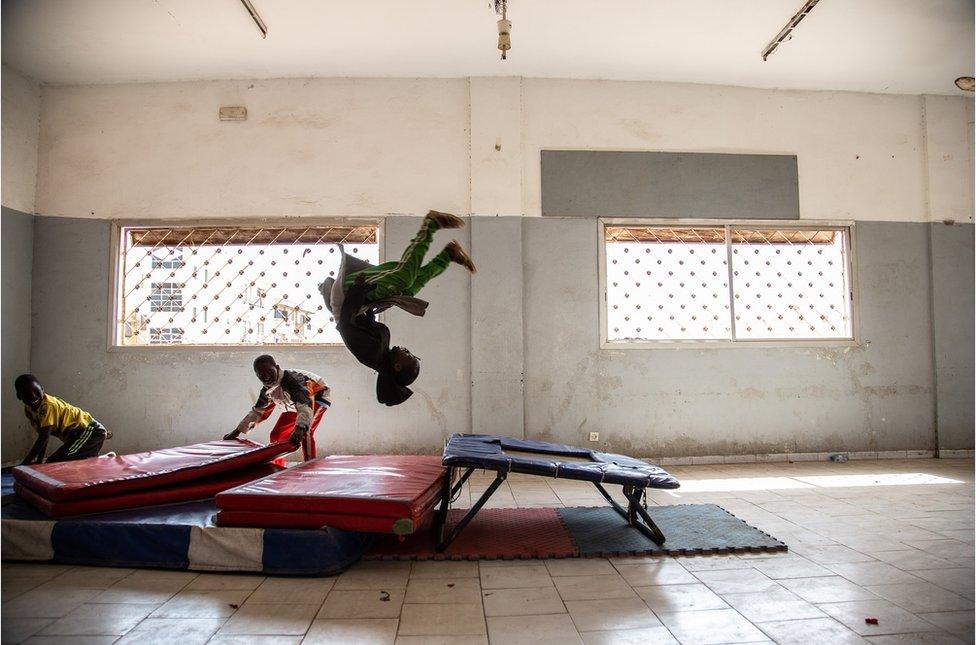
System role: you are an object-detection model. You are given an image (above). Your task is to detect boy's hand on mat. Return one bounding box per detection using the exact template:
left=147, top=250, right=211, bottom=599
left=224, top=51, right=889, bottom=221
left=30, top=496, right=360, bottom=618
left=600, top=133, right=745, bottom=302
left=223, top=430, right=241, bottom=441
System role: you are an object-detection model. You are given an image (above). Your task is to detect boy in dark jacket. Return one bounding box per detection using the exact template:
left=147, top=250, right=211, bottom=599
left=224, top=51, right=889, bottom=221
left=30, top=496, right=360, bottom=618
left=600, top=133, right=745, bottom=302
left=321, top=211, right=475, bottom=406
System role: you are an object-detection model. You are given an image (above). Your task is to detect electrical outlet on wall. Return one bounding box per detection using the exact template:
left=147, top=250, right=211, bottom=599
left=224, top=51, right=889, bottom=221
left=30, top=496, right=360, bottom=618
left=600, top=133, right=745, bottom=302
left=589, top=432, right=599, bottom=442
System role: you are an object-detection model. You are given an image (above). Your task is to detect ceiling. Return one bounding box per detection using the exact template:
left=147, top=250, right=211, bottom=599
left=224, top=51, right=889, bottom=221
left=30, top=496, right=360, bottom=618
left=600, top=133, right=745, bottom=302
left=2, top=0, right=973, bottom=94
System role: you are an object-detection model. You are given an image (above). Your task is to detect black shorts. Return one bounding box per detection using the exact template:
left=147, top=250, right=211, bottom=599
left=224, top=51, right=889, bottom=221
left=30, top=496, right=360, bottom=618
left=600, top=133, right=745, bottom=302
left=47, top=421, right=108, bottom=463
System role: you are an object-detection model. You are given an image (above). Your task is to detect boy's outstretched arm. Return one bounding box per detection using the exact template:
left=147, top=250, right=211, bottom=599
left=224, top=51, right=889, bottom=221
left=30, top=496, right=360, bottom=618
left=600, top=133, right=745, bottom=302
left=225, top=387, right=275, bottom=440
left=279, top=375, right=315, bottom=445
left=22, top=427, right=51, bottom=465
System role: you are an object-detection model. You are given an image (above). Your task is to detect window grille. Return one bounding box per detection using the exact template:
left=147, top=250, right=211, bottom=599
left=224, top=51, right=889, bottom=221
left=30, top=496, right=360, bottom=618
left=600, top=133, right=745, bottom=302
left=114, top=223, right=380, bottom=346
left=151, top=248, right=185, bottom=269
left=603, top=223, right=854, bottom=344
left=150, top=283, right=183, bottom=312
left=150, top=327, right=184, bottom=344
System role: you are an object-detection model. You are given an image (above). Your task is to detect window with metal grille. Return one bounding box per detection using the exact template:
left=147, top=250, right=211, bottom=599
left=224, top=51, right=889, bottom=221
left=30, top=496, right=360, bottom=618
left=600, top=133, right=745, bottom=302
left=601, top=221, right=855, bottom=344
left=113, top=223, right=380, bottom=346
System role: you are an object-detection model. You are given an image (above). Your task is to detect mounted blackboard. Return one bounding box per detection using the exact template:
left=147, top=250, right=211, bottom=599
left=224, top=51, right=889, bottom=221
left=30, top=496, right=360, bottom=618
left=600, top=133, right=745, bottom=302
left=541, top=150, right=799, bottom=219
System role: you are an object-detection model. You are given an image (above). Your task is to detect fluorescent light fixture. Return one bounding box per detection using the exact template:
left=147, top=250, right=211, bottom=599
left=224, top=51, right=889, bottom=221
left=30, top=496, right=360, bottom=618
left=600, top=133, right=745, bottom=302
left=240, top=0, right=268, bottom=39
left=762, top=0, right=821, bottom=61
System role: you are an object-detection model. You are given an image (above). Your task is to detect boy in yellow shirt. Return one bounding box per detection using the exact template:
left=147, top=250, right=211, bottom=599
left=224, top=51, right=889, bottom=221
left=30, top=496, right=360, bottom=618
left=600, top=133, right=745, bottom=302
left=15, top=374, right=110, bottom=465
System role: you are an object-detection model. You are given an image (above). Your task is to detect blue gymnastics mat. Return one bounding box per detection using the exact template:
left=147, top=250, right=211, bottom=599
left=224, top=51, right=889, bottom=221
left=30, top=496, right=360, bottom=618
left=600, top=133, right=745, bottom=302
left=1, top=472, right=371, bottom=576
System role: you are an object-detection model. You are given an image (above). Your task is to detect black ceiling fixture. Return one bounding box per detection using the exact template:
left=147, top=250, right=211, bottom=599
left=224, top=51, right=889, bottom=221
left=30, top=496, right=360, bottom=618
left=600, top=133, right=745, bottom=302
left=761, top=0, right=821, bottom=61
left=493, top=0, right=512, bottom=60
left=240, top=0, right=268, bottom=39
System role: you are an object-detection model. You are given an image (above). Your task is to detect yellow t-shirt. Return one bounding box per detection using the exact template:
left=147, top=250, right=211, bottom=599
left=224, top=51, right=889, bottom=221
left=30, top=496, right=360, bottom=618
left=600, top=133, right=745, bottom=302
left=24, top=394, right=94, bottom=441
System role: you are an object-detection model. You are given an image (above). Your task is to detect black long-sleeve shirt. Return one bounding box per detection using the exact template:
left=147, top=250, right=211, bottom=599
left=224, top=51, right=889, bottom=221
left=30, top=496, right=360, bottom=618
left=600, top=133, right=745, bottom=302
left=336, top=281, right=390, bottom=371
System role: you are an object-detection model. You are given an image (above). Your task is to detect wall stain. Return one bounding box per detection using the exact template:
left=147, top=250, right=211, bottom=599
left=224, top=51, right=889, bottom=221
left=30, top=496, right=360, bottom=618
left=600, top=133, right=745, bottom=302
left=738, top=387, right=766, bottom=399
left=415, top=388, right=447, bottom=430
left=260, top=110, right=335, bottom=129
left=619, top=119, right=659, bottom=141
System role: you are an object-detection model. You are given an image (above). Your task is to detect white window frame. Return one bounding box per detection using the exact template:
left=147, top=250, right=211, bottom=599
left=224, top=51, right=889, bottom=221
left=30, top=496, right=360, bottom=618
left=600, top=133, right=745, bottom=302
left=107, top=217, right=384, bottom=350
left=597, top=218, right=860, bottom=349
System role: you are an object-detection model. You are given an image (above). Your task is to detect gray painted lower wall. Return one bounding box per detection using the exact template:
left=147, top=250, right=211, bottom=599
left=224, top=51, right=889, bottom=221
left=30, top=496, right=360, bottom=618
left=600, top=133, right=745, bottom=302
left=470, top=217, right=524, bottom=437
left=25, top=215, right=973, bottom=458
left=29, top=216, right=470, bottom=457
left=2, top=208, right=34, bottom=461
left=523, top=219, right=945, bottom=456
left=930, top=222, right=975, bottom=450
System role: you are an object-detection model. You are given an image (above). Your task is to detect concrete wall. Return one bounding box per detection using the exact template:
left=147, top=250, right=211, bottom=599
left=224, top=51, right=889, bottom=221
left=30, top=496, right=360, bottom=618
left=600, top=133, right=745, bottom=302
left=27, top=213, right=957, bottom=456
left=522, top=80, right=945, bottom=222
left=930, top=222, right=975, bottom=450
left=2, top=66, right=40, bottom=214
left=29, top=216, right=469, bottom=456
left=34, top=78, right=973, bottom=224
left=2, top=66, right=40, bottom=461
left=523, top=218, right=938, bottom=455
left=19, top=76, right=975, bottom=456
left=2, top=209, right=34, bottom=461
left=36, top=78, right=470, bottom=220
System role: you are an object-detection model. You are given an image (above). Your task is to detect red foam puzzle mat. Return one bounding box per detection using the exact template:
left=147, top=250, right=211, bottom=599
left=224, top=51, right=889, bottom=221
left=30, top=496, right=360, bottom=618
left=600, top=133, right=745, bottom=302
left=13, top=439, right=294, bottom=502
left=365, top=507, right=579, bottom=561
left=15, top=463, right=282, bottom=519
left=216, top=455, right=447, bottom=521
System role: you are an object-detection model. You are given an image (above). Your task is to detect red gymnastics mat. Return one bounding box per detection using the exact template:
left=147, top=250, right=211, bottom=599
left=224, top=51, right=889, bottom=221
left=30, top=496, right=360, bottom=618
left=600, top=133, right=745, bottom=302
left=13, top=439, right=294, bottom=502
left=214, top=508, right=438, bottom=534
left=215, top=455, right=446, bottom=534
left=16, top=463, right=282, bottom=519
left=365, top=507, right=578, bottom=561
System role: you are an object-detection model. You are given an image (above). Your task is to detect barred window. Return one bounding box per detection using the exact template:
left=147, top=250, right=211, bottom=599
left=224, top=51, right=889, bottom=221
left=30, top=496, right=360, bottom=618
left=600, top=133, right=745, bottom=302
left=113, top=223, right=380, bottom=346
left=602, top=222, right=855, bottom=344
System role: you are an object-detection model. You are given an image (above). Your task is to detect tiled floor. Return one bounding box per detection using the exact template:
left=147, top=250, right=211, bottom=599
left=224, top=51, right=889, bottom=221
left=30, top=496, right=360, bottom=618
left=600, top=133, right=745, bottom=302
left=2, top=458, right=973, bottom=644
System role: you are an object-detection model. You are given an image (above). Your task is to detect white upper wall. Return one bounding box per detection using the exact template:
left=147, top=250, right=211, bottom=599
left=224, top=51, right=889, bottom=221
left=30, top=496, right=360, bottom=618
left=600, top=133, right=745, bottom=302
left=522, top=79, right=973, bottom=222
left=2, top=65, right=40, bottom=213
left=34, top=76, right=974, bottom=223
left=36, top=78, right=470, bottom=220
left=924, top=94, right=976, bottom=224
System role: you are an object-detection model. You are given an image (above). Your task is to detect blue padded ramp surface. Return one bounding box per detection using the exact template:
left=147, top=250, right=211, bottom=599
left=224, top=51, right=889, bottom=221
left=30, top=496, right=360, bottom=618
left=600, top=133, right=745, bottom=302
left=443, top=434, right=679, bottom=488
left=2, top=470, right=14, bottom=496
left=1, top=492, right=371, bottom=575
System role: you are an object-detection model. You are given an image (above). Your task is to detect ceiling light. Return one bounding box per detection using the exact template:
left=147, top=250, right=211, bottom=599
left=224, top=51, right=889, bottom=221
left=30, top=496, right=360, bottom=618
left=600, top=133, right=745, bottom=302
left=240, top=0, right=268, bottom=39
left=494, top=0, right=511, bottom=60
left=761, top=0, right=821, bottom=61
left=954, top=77, right=975, bottom=92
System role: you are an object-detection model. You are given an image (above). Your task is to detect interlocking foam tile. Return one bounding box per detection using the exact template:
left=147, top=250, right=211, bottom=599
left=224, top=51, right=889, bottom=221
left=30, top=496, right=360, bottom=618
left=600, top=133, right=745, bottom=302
left=365, top=507, right=578, bottom=561
left=558, top=504, right=788, bottom=557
